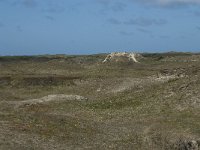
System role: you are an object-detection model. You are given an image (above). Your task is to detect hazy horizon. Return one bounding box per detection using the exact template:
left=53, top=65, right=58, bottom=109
left=1, top=50, right=200, bottom=56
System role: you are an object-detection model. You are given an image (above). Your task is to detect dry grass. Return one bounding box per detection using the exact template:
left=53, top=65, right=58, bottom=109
left=0, top=53, right=200, bottom=149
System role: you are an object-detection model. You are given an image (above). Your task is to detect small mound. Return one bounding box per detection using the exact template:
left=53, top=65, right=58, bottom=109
left=102, top=52, right=142, bottom=63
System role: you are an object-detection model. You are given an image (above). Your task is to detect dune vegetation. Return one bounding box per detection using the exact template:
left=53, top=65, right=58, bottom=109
left=0, top=52, right=200, bottom=149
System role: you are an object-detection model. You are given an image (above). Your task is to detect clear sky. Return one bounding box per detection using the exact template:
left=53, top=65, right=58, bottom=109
left=0, top=0, right=200, bottom=55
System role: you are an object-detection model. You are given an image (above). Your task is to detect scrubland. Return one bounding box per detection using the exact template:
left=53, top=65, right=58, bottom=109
left=0, top=52, right=200, bottom=149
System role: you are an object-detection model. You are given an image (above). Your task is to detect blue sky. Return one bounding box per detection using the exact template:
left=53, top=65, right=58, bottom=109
left=0, top=0, right=200, bottom=55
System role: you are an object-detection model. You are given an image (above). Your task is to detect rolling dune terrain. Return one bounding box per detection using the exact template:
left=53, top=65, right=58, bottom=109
left=0, top=52, right=200, bottom=150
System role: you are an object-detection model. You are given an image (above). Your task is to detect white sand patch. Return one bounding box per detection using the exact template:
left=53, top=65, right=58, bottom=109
left=1, top=94, right=87, bottom=108
left=103, top=52, right=142, bottom=63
